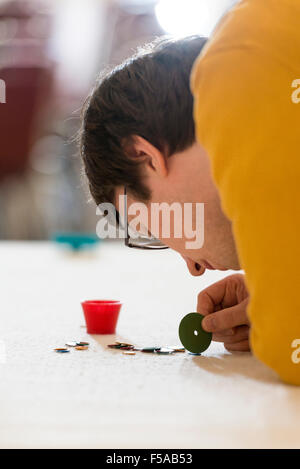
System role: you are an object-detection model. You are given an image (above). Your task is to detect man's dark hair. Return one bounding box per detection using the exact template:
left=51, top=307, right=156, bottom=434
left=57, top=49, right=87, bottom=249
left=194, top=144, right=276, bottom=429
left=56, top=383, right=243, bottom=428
left=79, top=35, right=207, bottom=206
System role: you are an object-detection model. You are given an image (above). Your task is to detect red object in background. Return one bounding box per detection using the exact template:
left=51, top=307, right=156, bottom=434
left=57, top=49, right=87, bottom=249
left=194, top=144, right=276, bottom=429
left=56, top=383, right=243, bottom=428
left=81, top=300, right=122, bottom=334
left=0, top=66, right=53, bottom=180
left=0, top=0, right=54, bottom=181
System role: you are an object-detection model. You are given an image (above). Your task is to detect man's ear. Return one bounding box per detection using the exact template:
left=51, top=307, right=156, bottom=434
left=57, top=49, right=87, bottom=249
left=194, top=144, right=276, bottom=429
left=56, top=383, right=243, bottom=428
left=131, top=135, right=168, bottom=178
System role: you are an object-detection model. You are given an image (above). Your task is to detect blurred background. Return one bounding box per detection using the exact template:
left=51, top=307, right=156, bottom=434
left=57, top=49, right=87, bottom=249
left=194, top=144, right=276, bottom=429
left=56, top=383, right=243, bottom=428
left=0, top=0, right=236, bottom=240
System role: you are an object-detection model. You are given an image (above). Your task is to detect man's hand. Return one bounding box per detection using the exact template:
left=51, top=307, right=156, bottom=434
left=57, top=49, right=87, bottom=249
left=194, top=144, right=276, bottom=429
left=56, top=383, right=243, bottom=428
left=197, top=274, right=251, bottom=352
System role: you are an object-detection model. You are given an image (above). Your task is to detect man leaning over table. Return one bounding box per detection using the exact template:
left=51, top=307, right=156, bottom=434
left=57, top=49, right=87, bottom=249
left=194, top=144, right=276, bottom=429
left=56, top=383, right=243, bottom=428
left=80, top=0, right=300, bottom=385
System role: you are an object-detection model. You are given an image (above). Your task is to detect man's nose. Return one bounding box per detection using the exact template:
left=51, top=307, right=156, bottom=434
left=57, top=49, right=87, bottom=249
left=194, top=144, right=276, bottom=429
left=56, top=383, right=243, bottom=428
left=181, top=255, right=206, bottom=276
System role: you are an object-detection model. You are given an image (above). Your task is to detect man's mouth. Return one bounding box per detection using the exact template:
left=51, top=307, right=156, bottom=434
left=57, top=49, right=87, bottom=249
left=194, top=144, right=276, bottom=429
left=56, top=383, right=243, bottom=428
left=202, top=260, right=215, bottom=270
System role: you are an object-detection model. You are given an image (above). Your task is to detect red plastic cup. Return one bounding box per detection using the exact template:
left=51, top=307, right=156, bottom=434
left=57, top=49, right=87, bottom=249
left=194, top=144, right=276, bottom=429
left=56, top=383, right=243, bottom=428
left=81, top=300, right=122, bottom=334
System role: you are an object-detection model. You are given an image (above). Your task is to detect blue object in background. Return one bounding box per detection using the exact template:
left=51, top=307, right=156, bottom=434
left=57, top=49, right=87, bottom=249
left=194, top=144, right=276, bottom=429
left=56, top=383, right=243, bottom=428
left=52, top=233, right=101, bottom=251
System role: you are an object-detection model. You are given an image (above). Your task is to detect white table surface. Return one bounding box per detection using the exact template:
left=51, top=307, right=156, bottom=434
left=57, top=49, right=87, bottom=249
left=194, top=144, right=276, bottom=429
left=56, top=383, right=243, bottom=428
left=0, top=241, right=299, bottom=449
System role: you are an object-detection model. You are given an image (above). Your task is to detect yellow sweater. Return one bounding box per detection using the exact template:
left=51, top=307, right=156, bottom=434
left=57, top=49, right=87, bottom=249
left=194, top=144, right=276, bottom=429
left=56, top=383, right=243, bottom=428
left=191, top=0, right=300, bottom=385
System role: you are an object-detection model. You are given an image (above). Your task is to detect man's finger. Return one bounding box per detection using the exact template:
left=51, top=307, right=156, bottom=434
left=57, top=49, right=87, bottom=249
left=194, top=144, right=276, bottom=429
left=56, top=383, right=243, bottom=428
left=225, top=339, right=250, bottom=352
left=197, top=274, right=246, bottom=315
left=197, top=277, right=230, bottom=315
left=213, top=328, right=235, bottom=337
left=202, top=299, right=249, bottom=332
left=213, top=325, right=250, bottom=344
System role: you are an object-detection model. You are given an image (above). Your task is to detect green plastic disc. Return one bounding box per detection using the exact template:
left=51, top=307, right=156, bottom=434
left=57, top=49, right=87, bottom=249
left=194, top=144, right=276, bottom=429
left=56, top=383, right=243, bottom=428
left=179, top=312, right=212, bottom=354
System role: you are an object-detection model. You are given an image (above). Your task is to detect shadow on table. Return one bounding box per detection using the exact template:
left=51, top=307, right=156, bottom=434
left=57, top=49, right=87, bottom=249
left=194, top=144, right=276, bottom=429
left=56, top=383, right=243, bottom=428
left=89, top=334, right=284, bottom=386
left=190, top=352, right=280, bottom=385
left=90, top=333, right=135, bottom=349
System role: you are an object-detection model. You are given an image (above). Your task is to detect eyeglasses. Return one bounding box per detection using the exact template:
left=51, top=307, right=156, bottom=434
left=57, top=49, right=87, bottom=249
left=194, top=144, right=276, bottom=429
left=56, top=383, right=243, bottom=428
left=122, top=187, right=169, bottom=250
